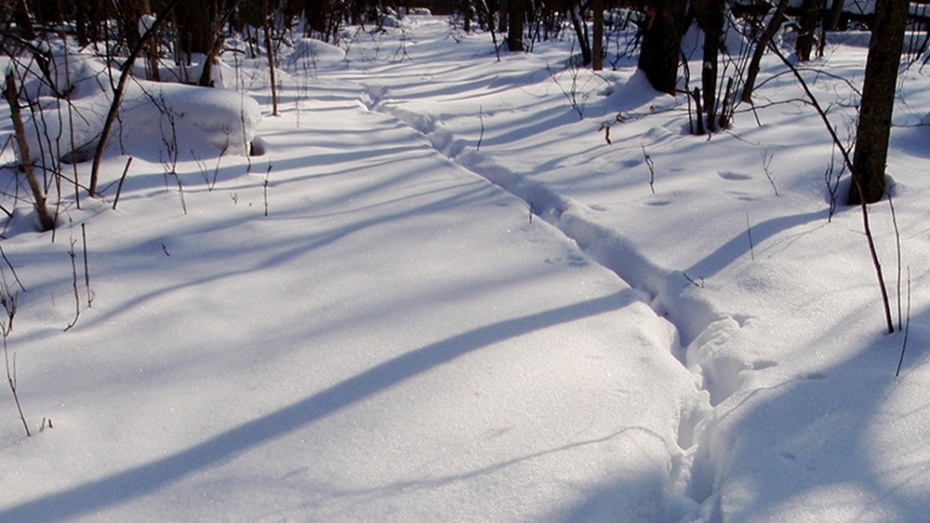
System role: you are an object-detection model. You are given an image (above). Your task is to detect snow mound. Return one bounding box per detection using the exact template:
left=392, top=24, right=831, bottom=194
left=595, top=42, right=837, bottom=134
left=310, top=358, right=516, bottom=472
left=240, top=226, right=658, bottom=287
left=118, top=81, right=262, bottom=159
left=17, top=54, right=261, bottom=164
left=286, top=38, right=346, bottom=71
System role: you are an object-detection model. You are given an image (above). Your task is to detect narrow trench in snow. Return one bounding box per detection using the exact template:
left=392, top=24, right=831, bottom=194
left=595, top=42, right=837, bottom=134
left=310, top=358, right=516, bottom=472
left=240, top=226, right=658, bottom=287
left=360, top=88, right=754, bottom=516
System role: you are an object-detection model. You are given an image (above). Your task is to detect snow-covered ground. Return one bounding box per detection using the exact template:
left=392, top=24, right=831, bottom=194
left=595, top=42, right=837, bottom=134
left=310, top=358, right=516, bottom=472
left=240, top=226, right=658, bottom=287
left=2, top=14, right=930, bottom=522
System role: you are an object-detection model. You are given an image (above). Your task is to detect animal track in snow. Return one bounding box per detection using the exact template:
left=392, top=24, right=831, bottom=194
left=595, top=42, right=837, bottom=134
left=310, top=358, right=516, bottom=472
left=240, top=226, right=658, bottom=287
left=365, top=94, right=762, bottom=517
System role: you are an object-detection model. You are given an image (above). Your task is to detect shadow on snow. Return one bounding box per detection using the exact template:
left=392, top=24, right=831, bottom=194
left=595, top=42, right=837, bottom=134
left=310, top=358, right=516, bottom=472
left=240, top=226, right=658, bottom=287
left=0, top=291, right=633, bottom=522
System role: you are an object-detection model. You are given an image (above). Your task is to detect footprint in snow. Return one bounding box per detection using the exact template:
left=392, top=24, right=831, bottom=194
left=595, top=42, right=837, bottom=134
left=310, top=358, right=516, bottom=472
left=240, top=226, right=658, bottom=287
left=718, top=171, right=752, bottom=181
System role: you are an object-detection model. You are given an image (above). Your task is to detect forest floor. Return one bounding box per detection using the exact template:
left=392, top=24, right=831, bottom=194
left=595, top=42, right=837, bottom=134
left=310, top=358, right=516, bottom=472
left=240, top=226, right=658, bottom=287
left=2, top=14, right=930, bottom=522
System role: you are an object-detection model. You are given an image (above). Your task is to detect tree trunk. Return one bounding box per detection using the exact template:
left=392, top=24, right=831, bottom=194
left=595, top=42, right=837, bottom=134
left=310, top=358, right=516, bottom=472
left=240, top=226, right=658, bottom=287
left=796, top=0, right=823, bottom=61
left=700, top=0, right=724, bottom=131
left=351, top=0, right=367, bottom=25
left=742, top=0, right=789, bottom=102
left=506, top=0, right=524, bottom=51
left=265, top=15, right=279, bottom=116
left=198, top=0, right=240, bottom=87
left=306, top=0, right=329, bottom=36
left=569, top=2, right=592, bottom=65
left=139, top=0, right=160, bottom=82
left=3, top=72, right=55, bottom=231
left=849, top=0, right=908, bottom=205
left=463, top=0, right=472, bottom=32
left=638, top=0, right=688, bottom=94
left=89, top=0, right=181, bottom=197
left=498, top=0, right=509, bottom=35
left=826, top=0, right=845, bottom=31
left=176, top=0, right=216, bottom=56
left=592, top=0, right=604, bottom=70
left=13, top=0, right=36, bottom=40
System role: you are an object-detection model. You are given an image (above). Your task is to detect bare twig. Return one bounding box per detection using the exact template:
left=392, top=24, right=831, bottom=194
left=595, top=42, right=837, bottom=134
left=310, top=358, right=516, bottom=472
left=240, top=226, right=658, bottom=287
left=64, top=237, right=81, bottom=331
left=769, top=42, right=894, bottom=334
left=81, top=223, right=93, bottom=308
left=824, top=147, right=843, bottom=221
left=60, top=35, right=82, bottom=210
left=895, top=267, right=911, bottom=377
left=174, top=173, right=187, bottom=215
left=684, top=272, right=705, bottom=288
left=887, top=186, right=903, bottom=331
left=3, top=71, right=55, bottom=231
left=477, top=106, right=485, bottom=151
left=547, top=59, right=587, bottom=120
left=642, top=143, right=655, bottom=194
left=263, top=164, right=271, bottom=217
left=1, top=277, right=29, bottom=436
left=112, top=156, right=133, bottom=210
left=264, top=9, right=279, bottom=117
left=761, top=150, right=778, bottom=196
left=598, top=122, right=612, bottom=145
left=89, top=0, right=182, bottom=196
left=0, top=246, right=25, bottom=292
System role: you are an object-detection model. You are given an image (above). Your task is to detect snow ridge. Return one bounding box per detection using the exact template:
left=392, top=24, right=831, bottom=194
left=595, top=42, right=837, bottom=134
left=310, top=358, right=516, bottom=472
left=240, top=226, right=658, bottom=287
left=367, top=89, right=760, bottom=520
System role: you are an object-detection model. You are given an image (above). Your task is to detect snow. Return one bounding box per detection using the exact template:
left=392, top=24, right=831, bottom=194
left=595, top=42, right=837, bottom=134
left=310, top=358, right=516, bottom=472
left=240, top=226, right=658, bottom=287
left=14, top=48, right=261, bottom=164
left=2, top=14, right=930, bottom=523
left=138, top=14, right=157, bottom=37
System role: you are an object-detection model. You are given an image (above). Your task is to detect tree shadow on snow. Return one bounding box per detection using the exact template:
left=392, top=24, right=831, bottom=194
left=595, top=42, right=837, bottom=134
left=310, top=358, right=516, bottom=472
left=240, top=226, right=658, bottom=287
left=705, top=319, right=930, bottom=521
left=0, top=292, right=634, bottom=522
left=554, top=304, right=930, bottom=522
left=685, top=210, right=826, bottom=279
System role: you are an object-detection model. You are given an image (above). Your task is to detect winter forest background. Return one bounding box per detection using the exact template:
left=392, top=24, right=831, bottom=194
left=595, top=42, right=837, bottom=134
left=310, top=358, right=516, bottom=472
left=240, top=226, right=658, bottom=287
left=2, top=0, right=930, bottom=521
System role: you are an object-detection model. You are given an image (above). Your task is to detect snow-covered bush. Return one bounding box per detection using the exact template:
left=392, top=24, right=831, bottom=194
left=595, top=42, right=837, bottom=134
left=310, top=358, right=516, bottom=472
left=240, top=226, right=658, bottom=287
left=285, top=38, right=347, bottom=72
left=12, top=48, right=262, bottom=165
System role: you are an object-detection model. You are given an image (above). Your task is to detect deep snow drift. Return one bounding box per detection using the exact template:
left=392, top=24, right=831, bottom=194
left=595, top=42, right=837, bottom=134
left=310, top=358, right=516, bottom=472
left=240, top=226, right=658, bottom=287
left=1, top=14, right=930, bottom=523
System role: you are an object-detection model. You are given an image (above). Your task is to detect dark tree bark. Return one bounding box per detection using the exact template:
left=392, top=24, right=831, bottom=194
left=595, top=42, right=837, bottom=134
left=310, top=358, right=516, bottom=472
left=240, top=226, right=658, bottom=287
left=3, top=71, right=55, bottom=231
left=849, top=0, right=908, bottom=205
left=638, top=0, right=688, bottom=94
left=264, top=7, right=278, bottom=116
left=796, top=0, right=823, bottom=61
left=135, top=0, right=161, bottom=82
left=13, top=0, right=36, bottom=40
left=567, top=0, right=592, bottom=65
left=89, top=0, right=182, bottom=197
left=176, top=0, right=220, bottom=56
left=30, top=0, right=66, bottom=27
left=826, top=0, right=846, bottom=31
left=74, top=0, right=110, bottom=47
left=304, top=0, right=344, bottom=42
left=75, top=0, right=89, bottom=45
left=592, top=0, right=604, bottom=70
left=742, top=0, right=789, bottom=102
left=197, top=0, right=241, bottom=87
left=506, top=0, right=524, bottom=51
left=498, top=0, right=508, bottom=35
left=463, top=0, right=472, bottom=32
left=351, top=0, right=368, bottom=25
left=699, top=0, right=724, bottom=131
left=306, top=0, right=329, bottom=36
